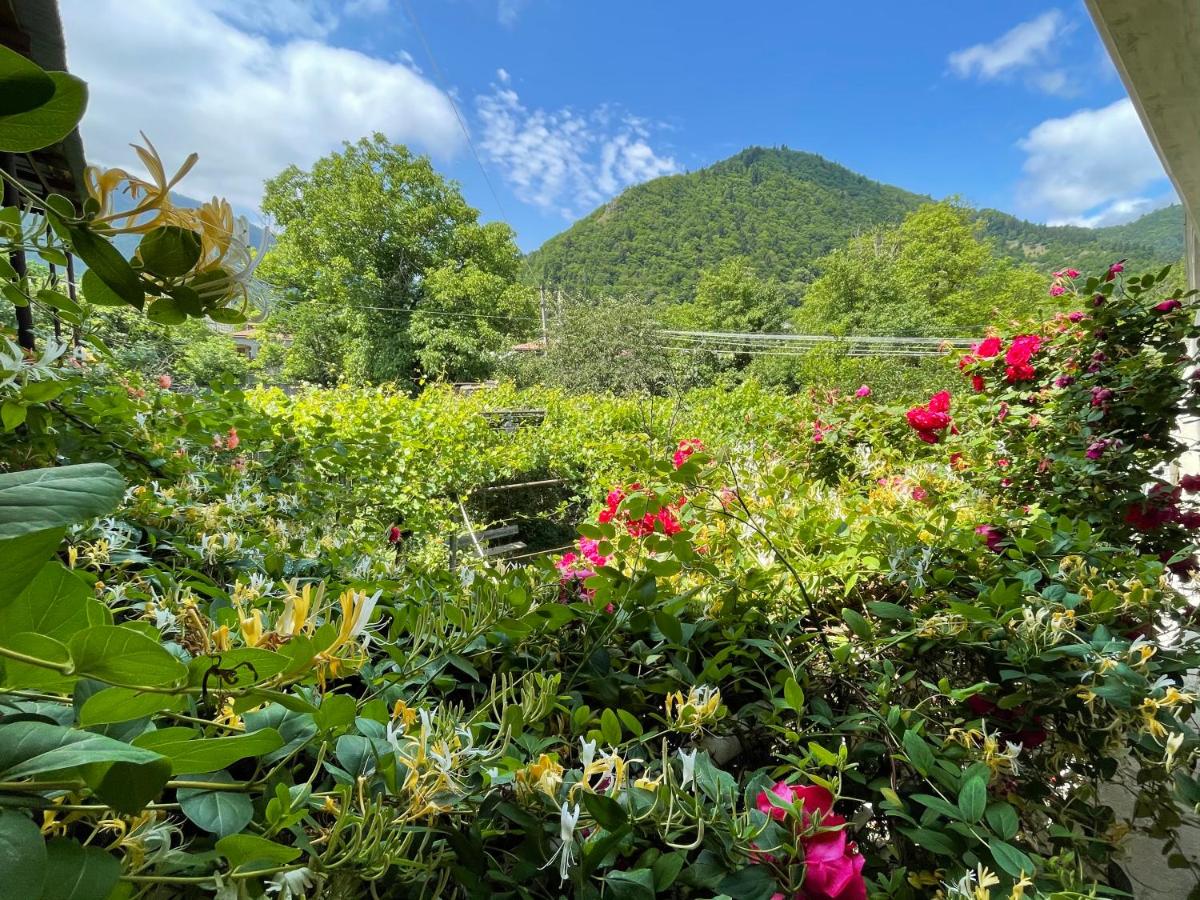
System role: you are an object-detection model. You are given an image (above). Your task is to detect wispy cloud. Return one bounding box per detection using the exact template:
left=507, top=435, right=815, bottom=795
left=1017, top=98, right=1173, bottom=226
left=949, top=10, right=1076, bottom=96
left=61, top=0, right=461, bottom=212
left=476, top=73, right=678, bottom=217
left=497, top=0, right=528, bottom=26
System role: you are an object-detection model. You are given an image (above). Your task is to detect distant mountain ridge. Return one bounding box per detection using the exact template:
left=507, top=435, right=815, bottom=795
left=523, top=146, right=1184, bottom=304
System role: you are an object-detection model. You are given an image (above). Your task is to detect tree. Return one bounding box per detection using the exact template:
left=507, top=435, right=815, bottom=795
left=257, top=134, right=534, bottom=387
left=794, top=201, right=1049, bottom=337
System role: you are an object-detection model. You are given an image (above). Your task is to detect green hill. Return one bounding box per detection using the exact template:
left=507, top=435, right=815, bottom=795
left=523, top=146, right=1184, bottom=303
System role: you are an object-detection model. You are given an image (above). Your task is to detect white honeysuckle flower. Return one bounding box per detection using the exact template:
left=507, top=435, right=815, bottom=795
left=540, top=802, right=580, bottom=883
left=349, top=590, right=382, bottom=638
left=1165, top=731, right=1185, bottom=768
left=677, top=747, right=697, bottom=789
left=579, top=737, right=597, bottom=770
left=265, top=867, right=316, bottom=900
left=1002, top=741, right=1023, bottom=776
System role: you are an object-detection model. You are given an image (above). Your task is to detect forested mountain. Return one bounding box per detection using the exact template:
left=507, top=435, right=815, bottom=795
left=523, top=146, right=1184, bottom=304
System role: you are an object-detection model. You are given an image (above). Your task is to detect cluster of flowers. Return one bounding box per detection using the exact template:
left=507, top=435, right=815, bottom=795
left=673, top=438, right=705, bottom=468
left=555, top=537, right=613, bottom=609
left=959, top=334, right=1043, bottom=389
left=1048, top=267, right=1081, bottom=297
left=1125, top=477, right=1200, bottom=533
left=599, top=486, right=685, bottom=537
left=905, top=390, right=952, bottom=444
left=753, top=781, right=866, bottom=900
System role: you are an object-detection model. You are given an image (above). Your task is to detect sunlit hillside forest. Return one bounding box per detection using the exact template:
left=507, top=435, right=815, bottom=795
left=3, top=24, right=1200, bottom=900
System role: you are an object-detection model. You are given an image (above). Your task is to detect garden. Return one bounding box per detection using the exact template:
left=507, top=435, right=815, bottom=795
left=2, top=40, right=1200, bottom=900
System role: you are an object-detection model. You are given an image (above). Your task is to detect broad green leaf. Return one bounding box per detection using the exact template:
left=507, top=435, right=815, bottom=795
left=146, top=296, right=186, bottom=325
left=82, top=755, right=172, bottom=814
left=21, top=380, right=69, bottom=403
left=35, top=289, right=80, bottom=317
left=137, top=226, right=201, bottom=278
left=78, top=687, right=184, bottom=727
left=188, top=648, right=289, bottom=690
left=985, top=801, right=1019, bottom=840
left=0, top=721, right=166, bottom=779
left=958, top=775, right=988, bottom=823
left=80, top=269, right=126, bottom=307
left=0, top=563, right=108, bottom=641
left=911, top=793, right=962, bottom=821
left=215, top=833, right=301, bottom=872
left=68, top=626, right=188, bottom=689
left=866, top=601, right=913, bottom=623
left=0, top=45, right=55, bottom=116
left=65, top=226, right=143, bottom=309
left=783, top=677, right=805, bottom=713
left=0, top=632, right=73, bottom=691
left=600, top=708, right=622, bottom=744
left=899, top=825, right=959, bottom=856
left=0, top=808, right=46, bottom=898
left=582, top=791, right=627, bottom=831
left=653, top=610, right=682, bottom=644
left=0, top=464, right=124, bottom=541
left=604, top=867, right=655, bottom=900
left=842, top=607, right=874, bottom=640
left=1, top=401, right=26, bottom=431
left=989, top=839, right=1034, bottom=878
left=0, top=72, right=86, bottom=152
left=157, top=728, right=284, bottom=775
left=39, top=839, right=120, bottom=900
left=207, top=305, right=247, bottom=325
left=902, top=730, right=934, bottom=776
left=178, top=771, right=254, bottom=837
left=313, top=694, right=357, bottom=732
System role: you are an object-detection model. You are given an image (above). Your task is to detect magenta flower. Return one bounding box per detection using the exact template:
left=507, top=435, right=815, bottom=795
left=855, top=384, right=871, bottom=398
left=1049, top=284, right=1065, bottom=297
left=1066, top=268, right=1081, bottom=278
left=1155, top=299, right=1183, bottom=313
left=756, top=781, right=796, bottom=821
left=975, top=524, right=1003, bottom=553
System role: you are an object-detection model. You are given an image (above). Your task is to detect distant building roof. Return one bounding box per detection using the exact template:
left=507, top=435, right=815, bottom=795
left=511, top=339, right=546, bottom=352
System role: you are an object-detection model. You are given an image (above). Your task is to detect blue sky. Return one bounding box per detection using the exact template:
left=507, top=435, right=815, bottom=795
left=61, top=1, right=1174, bottom=252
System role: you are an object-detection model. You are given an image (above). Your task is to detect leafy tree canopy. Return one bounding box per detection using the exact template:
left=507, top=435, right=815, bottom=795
left=258, top=133, right=535, bottom=387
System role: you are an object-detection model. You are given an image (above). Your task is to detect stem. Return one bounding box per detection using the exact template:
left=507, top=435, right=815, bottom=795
left=0, top=644, right=73, bottom=675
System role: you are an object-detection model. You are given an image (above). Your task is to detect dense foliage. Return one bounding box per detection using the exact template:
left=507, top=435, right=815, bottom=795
left=523, top=146, right=1183, bottom=307
left=3, top=38, right=1200, bottom=900
left=257, top=135, right=536, bottom=387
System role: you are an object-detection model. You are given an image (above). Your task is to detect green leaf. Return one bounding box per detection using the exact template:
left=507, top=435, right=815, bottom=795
left=0, top=464, right=124, bottom=541
left=958, top=775, right=987, bottom=823
left=207, top=305, right=247, bottom=325
left=582, top=791, right=627, bottom=831
left=867, top=601, right=913, bottom=623
left=989, top=839, right=1034, bottom=878
left=651, top=850, right=685, bottom=891
left=911, top=793, right=962, bottom=821
left=902, top=730, right=934, bottom=777
left=35, top=289, right=80, bottom=317
left=0, top=721, right=167, bottom=779
left=0, top=808, right=46, bottom=898
left=80, top=269, right=127, bottom=308
left=0, top=632, right=73, bottom=691
left=313, top=694, right=357, bottom=732
left=604, top=868, right=655, bottom=900
left=599, top=708, right=622, bottom=745
left=0, top=45, right=56, bottom=116
left=0, top=72, right=86, bottom=152
left=783, top=676, right=805, bottom=713
left=0, top=563, right=109, bottom=642
left=65, top=226, right=143, bottom=309
left=39, top=838, right=120, bottom=900
left=0, top=529, right=64, bottom=608
left=156, top=729, right=284, bottom=775
left=215, top=833, right=301, bottom=872
left=179, top=771, right=254, bottom=837
left=83, top=755, right=172, bottom=814
left=68, top=626, right=188, bottom=689
left=842, top=607, right=873, bottom=640
left=137, top=226, right=201, bottom=278
left=1, top=400, right=26, bottom=431
left=21, top=380, right=69, bottom=403
left=78, top=687, right=184, bottom=727
left=985, top=801, right=1019, bottom=840
left=653, top=610, right=683, bottom=644
left=146, top=296, right=186, bottom=325
left=901, top=826, right=959, bottom=857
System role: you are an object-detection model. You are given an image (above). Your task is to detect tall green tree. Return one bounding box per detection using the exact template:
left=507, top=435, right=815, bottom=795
left=258, top=134, right=534, bottom=386
left=794, top=201, right=1049, bottom=337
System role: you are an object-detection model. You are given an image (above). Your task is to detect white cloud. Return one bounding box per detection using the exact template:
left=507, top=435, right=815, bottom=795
left=497, top=0, right=528, bottom=26
left=1017, top=98, right=1173, bottom=226
left=476, top=76, right=678, bottom=216
left=949, top=11, right=1076, bottom=95
left=60, top=0, right=461, bottom=212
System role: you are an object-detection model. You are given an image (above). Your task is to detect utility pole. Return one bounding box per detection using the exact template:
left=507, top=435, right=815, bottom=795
left=539, top=284, right=548, bottom=348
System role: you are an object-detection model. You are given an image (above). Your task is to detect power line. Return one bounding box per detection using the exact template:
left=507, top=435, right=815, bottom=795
left=400, top=0, right=509, bottom=221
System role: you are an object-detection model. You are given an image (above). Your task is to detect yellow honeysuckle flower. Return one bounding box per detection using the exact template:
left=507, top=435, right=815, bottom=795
left=85, top=133, right=198, bottom=235
left=212, top=624, right=231, bottom=652
left=239, top=609, right=264, bottom=648
left=1009, top=875, right=1034, bottom=900
left=516, top=754, right=563, bottom=800
left=277, top=582, right=316, bottom=638
left=392, top=700, right=418, bottom=729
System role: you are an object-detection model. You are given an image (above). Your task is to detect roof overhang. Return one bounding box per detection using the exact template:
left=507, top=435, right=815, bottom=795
left=1086, top=1, right=1200, bottom=225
